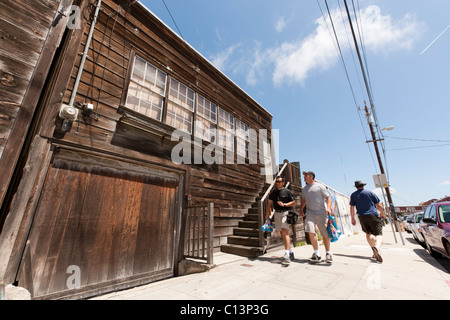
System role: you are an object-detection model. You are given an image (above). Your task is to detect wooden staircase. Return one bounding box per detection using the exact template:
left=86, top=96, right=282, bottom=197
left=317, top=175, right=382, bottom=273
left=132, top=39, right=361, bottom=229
left=220, top=160, right=302, bottom=259
left=220, top=187, right=269, bottom=258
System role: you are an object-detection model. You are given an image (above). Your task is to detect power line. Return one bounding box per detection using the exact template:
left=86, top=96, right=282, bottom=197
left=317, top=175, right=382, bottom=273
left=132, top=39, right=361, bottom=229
left=162, top=0, right=184, bottom=39
left=343, top=0, right=375, bottom=111
left=388, top=144, right=450, bottom=151
left=317, top=0, right=379, bottom=173
left=385, top=136, right=450, bottom=143
left=342, top=0, right=403, bottom=242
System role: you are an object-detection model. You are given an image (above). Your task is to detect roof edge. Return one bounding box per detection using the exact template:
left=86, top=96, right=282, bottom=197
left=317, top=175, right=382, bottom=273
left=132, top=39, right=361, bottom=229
left=135, top=0, right=273, bottom=118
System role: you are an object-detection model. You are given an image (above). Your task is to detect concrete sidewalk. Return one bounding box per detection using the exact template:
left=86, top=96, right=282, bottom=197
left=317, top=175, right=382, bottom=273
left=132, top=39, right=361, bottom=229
left=92, top=228, right=450, bottom=300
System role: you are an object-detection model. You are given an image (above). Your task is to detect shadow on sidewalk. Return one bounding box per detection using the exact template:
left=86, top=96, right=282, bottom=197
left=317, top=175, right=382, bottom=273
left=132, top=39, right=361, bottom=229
left=333, top=253, right=372, bottom=261
left=254, top=255, right=334, bottom=267
left=413, top=248, right=450, bottom=274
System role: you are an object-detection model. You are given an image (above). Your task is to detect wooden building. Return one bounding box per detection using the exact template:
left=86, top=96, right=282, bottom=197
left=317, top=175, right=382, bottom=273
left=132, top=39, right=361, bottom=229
left=0, top=0, right=304, bottom=299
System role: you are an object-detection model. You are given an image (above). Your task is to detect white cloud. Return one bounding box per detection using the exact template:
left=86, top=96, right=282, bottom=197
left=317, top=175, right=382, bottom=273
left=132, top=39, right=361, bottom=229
left=269, top=5, right=423, bottom=86
left=211, top=5, right=423, bottom=87
left=440, top=181, right=450, bottom=186
left=246, top=42, right=267, bottom=86
left=372, top=187, right=396, bottom=200
left=270, top=19, right=338, bottom=86
left=275, top=16, right=287, bottom=33
left=357, top=6, right=420, bottom=52
left=210, top=43, right=241, bottom=71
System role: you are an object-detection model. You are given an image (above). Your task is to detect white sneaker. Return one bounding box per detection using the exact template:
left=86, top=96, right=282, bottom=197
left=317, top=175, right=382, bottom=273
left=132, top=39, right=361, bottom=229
left=281, top=252, right=291, bottom=265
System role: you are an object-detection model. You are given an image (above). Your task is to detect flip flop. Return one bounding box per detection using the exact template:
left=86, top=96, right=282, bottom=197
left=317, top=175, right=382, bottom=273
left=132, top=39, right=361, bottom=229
left=372, top=246, right=383, bottom=263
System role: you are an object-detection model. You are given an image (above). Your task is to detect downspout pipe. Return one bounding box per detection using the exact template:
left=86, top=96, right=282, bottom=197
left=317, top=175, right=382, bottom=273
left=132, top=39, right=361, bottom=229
left=68, top=0, right=102, bottom=106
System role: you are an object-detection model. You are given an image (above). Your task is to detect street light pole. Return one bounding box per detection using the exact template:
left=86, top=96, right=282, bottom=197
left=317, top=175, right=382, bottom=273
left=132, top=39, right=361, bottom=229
left=365, top=105, right=405, bottom=245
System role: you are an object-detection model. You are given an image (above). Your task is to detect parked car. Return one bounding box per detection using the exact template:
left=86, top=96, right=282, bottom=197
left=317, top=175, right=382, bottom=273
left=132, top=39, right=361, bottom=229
left=420, top=202, right=450, bottom=259
left=410, top=212, right=425, bottom=244
left=402, top=215, right=413, bottom=233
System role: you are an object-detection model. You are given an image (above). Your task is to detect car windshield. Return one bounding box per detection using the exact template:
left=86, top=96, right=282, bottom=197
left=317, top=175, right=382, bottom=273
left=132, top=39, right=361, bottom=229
left=438, top=205, right=450, bottom=223
left=415, top=213, right=423, bottom=223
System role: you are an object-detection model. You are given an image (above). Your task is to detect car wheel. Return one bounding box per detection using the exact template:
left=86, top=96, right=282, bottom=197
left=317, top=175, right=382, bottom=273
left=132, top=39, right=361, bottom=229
left=444, top=240, right=450, bottom=258
left=419, top=234, right=426, bottom=248
left=426, top=240, right=442, bottom=258
left=413, top=233, right=421, bottom=244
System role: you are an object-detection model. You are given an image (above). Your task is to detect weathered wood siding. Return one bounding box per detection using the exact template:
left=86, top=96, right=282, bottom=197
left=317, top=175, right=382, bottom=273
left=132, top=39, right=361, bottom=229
left=49, top=0, right=273, bottom=250
left=17, top=149, right=181, bottom=299
left=0, top=0, right=274, bottom=299
left=0, top=0, right=64, bottom=205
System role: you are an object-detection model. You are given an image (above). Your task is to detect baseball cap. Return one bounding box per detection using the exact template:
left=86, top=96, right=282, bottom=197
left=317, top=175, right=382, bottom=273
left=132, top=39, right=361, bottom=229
left=302, top=171, right=315, bottom=179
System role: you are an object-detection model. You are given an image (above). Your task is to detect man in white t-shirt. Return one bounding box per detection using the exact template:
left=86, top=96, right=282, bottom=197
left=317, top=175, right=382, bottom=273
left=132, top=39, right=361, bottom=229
left=300, top=171, right=333, bottom=263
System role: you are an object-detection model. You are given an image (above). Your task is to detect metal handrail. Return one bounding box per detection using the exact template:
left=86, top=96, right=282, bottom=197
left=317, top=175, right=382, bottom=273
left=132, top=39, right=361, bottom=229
left=260, top=161, right=289, bottom=203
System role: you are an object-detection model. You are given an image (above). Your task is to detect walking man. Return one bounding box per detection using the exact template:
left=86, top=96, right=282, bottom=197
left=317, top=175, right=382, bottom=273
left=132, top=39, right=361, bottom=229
left=299, top=171, right=333, bottom=263
left=350, top=180, right=386, bottom=263
left=266, top=176, right=296, bottom=265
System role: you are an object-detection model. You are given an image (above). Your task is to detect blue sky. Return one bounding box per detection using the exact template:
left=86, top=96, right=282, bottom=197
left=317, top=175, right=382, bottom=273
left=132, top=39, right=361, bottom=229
left=140, top=0, right=450, bottom=206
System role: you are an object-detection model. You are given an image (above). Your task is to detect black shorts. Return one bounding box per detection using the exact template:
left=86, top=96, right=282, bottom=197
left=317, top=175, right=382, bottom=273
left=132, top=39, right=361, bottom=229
left=358, top=215, right=383, bottom=236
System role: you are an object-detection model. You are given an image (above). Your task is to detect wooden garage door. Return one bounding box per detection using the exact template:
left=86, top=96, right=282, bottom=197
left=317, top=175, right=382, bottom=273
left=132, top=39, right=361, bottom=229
left=17, top=150, right=181, bottom=299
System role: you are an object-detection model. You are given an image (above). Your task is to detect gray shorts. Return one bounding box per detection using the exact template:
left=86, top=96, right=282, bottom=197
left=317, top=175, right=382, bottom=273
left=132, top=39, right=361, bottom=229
left=274, top=210, right=290, bottom=231
left=304, top=213, right=328, bottom=238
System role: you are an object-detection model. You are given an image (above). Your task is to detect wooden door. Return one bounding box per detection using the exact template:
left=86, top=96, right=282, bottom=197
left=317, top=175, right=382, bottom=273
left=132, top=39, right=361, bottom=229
left=17, top=149, right=181, bottom=299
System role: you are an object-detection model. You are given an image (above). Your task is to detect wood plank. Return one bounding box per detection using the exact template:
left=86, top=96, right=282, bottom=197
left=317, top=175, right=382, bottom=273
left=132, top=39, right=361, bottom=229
left=0, top=0, right=68, bottom=208
left=0, top=18, right=43, bottom=68
left=47, top=164, right=90, bottom=295
left=32, top=167, right=77, bottom=296
left=25, top=164, right=66, bottom=294
left=116, top=182, right=138, bottom=278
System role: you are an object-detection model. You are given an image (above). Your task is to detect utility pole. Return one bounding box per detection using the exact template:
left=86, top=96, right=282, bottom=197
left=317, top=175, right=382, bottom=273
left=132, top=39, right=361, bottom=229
left=365, top=105, right=405, bottom=245
left=343, top=0, right=404, bottom=244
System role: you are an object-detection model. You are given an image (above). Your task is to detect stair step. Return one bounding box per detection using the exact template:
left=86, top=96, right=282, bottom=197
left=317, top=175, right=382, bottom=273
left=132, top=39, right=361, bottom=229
left=220, top=244, right=264, bottom=258
left=243, top=214, right=259, bottom=221
left=239, top=220, right=259, bottom=229
left=227, top=235, right=260, bottom=246
left=220, top=184, right=271, bottom=258
left=234, top=227, right=259, bottom=237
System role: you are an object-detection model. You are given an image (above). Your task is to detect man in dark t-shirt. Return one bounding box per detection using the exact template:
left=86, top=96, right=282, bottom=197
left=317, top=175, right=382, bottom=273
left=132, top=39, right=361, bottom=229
left=350, top=180, right=386, bottom=263
left=266, top=176, right=295, bottom=264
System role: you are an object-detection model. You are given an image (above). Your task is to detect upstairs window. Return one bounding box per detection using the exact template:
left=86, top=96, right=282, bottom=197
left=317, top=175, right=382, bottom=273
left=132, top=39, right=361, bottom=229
left=122, top=53, right=255, bottom=159
left=165, top=78, right=195, bottom=134
left=195, top=94, right=217, bottom=144
left=217, top=108, right=235, bottom=152
left=236, top=119, right=249, bottom=158
left=125, top=55, right=167, bottom=121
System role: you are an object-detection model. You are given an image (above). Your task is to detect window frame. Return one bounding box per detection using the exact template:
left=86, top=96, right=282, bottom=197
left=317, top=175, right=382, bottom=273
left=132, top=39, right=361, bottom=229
left=120, top=50, right=255, bottom=160
left=194, top=94, right=218, bottom=144
left=122, top=53, right=168, bottom=122
left=165, top=77, right=195, bottom=134
left=217, top=107, right=235, bottom=152
left=236, top=118, right=250, bottom=158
